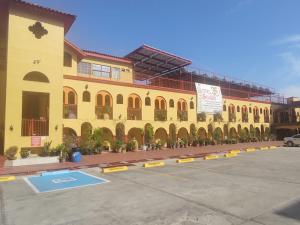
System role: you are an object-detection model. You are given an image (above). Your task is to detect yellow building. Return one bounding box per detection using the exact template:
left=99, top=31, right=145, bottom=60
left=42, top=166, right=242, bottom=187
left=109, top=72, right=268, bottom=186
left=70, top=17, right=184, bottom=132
left=0, top=0, right=290, bottom=157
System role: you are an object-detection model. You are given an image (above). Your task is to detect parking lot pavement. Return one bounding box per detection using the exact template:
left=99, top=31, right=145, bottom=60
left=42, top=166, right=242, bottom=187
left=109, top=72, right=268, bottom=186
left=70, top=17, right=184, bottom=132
left=1, top=147, right=300, bottom=225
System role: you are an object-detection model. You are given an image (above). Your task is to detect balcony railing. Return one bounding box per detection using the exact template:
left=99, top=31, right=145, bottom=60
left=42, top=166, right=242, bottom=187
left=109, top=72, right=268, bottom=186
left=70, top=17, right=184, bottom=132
left=177, top=110, right=188, bottom=121
left=63, top=104, right=77, bottom=119
left=154, top=109, right=167, bottom=121
left=228, top=113, right=236, bottom=122
left=127, top=108, right=142, bottom=120
left=254, top=115, right=260, bottom=123
left=242, top=114, right=248, bottom=122
left=95, top=106, right=113, bottom=120
left=264, top=116, right=270, bottom=123
left=22, top=119, right=49, bottom=136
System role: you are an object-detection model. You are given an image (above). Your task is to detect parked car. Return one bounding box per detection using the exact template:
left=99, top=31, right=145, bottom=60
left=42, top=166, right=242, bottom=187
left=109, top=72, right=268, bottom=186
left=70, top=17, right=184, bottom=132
left=284, top=134, right=300, bottom=147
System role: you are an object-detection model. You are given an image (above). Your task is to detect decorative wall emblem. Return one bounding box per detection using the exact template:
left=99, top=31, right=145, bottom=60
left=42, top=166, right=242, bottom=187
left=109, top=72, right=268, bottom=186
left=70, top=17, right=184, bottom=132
left=28, top=22, right=48, bottom=39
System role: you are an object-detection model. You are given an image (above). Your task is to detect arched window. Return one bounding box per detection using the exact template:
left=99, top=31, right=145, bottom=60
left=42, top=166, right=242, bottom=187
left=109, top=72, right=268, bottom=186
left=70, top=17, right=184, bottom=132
left=223, top=105, right=226, bottom=111
left=182, top=102, right=187, bottom=111
left=82, top=91, right=90, bottom=102
left=155, top=99, right=159, bottom=109
left=105, top=95, right=111, bottom=106
left=117, top=94, right=123, bottom=104
left=64, top=52, right=72, bottom=67
left=23, top=71, right=49, bottom=83
left=128, top=97, right=133, bottom=108
left=177, top=101, right=182, bottom=111
left=249, top=107, right=252, bottom=113
left=128, top=94, right=142, bottom=120
left=145, top=97, right=151, bottom=106
left=97, top=94, right=103, bottom=106
left=96, top=91, right=112, bottom=106
left=169, top=99, right=174, bottom=108
left=237, top=106, right=240, bottom=112
left=260, top=108, right=263, bottom=114
left=68, top=92, right=75, bottom=104
left=135, top=98, right=140, bottom=108
left=154, top=97, right=166, bottom=110
left=161, top=100, right=165, bottom=109
left=190, top=101, right=194, bottom=109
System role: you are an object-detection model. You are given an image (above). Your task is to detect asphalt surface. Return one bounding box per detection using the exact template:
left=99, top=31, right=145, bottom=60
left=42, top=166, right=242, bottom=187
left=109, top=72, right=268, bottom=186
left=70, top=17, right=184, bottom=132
left=1, top=147, right=300, bottom=225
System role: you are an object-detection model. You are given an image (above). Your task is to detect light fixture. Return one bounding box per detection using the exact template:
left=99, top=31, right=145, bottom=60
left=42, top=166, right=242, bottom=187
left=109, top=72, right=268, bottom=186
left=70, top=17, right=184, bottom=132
left=9, top=125, right=13, bottom=131
left=85, top=84, right=88, bottom=89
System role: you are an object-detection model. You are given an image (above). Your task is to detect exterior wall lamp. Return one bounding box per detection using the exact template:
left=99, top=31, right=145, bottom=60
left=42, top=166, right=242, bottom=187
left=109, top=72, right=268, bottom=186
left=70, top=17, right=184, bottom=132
left=9, top=125, right=13, bottom=131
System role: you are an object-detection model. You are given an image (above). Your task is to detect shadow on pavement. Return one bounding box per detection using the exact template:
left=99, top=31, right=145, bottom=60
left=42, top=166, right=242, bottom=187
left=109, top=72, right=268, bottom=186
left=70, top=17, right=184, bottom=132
left=275, top=200, right=300, bottom=221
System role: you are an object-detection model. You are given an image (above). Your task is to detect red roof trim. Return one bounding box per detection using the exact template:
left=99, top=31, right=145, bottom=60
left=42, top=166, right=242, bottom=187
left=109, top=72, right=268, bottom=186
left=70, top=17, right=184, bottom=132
left=64, top=40, right=86, bottom=59
left=13, top=0, right=76, bottom=33
left=83, top=50, right=132, bottom=64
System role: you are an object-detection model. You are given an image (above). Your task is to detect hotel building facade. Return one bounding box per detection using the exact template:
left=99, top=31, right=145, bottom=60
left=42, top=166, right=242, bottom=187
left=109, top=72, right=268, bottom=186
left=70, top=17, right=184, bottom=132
left=0, top=0, right=299, bottom=156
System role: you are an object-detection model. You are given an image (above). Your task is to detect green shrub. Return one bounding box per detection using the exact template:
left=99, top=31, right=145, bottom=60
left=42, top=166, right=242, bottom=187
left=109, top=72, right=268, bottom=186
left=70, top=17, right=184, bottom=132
left=41, top=141, right=52, bottom=157
left=5, top=146, right=18, bottom=160
left=20, top=149, right=30, bottom=159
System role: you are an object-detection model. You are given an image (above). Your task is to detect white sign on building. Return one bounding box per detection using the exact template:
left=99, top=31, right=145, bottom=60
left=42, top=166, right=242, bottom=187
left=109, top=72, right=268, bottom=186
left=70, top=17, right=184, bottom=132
left=195, top=83, right=223, bottom=114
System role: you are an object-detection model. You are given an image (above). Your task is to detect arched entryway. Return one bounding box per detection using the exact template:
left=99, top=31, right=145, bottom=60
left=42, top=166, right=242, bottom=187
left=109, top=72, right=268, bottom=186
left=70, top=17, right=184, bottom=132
left=128, top=128, right=143, bottom=146
left=178, top=127, right=189, bottom=140
left=63, top=127, right=77, bottom=145
left=229, top=127, right=238, bottom=140
left=213, top=127, right=223, bottom=144
left=154, top=128, right=168, bottom=146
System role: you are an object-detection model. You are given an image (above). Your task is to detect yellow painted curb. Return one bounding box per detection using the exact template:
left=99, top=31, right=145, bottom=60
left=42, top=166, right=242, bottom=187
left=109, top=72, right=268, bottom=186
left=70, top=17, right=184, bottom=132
left=269, top=146, right=277, bottom=149
left=0, top=176, right=16, bottom=182
left=260, top=147, right=269, bottom=150
left=143, top=161, right=165, bottom=168
left=224, top=153, right=237, bottom=158
left=204, top=155, right=219, bottom=160
left=230, top=150, right=240, bottom=154
left=176, top=158, right=194, bottom=163
left=246, top=148, right=256, bottom=152
left=102, top=166, right=128, bottom=173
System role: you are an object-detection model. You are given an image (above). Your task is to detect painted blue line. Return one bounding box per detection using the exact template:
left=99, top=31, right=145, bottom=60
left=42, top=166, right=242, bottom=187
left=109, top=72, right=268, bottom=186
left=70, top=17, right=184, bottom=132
left=25, top=171, right=109, bottom=193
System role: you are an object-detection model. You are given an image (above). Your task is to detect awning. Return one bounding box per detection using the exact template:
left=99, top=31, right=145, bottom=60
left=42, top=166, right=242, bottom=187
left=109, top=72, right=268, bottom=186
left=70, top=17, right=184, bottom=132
left=125, top=45, right=192, bottom=78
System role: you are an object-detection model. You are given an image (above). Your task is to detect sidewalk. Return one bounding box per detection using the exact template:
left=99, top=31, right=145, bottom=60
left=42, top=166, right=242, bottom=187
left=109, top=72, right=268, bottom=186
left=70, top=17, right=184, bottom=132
left=0, top=141, right=282, bottom=176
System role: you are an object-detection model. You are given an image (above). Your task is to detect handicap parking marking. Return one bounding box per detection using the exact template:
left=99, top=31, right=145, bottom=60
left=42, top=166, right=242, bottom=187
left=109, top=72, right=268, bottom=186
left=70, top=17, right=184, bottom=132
left=52, top=177, right=77, bottom=184
left=24, top=170, right=110, bottom=193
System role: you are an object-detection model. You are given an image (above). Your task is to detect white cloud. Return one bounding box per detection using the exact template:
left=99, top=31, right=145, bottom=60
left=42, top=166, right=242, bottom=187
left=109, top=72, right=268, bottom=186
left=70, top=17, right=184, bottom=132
left=278, top=52, right=300, bottom=76
left=271, top=34, right=300, bottom=46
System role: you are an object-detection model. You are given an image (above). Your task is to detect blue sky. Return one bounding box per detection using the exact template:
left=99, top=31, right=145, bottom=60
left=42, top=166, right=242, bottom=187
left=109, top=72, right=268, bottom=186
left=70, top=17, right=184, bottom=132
left=28, top=0, right=300, bottom=97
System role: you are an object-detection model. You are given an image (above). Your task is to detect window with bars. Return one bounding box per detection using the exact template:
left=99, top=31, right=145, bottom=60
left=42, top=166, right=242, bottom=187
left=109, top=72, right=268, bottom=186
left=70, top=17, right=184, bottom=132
left=78, top=62, right=91, bottom=75
left=112, top=67, right=120, bottom=80
left=92, top=64, right=111, bottom=78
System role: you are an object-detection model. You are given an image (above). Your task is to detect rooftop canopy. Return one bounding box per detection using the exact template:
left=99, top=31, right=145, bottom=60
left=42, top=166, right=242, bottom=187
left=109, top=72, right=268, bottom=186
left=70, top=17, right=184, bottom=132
left=125, top=44, right=192, bottom=78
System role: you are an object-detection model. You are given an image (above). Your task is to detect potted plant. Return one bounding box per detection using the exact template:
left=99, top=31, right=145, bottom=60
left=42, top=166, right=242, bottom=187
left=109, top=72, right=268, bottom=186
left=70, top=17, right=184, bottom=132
left=5, top=146, right=18, bottom=160
left=155, top=139, right=162, bottom=150
left=113, top=140, right=124, bottom=153
left=56, top=144, right=69, bottom=163
left=20, top=149, right=31, bottom=159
